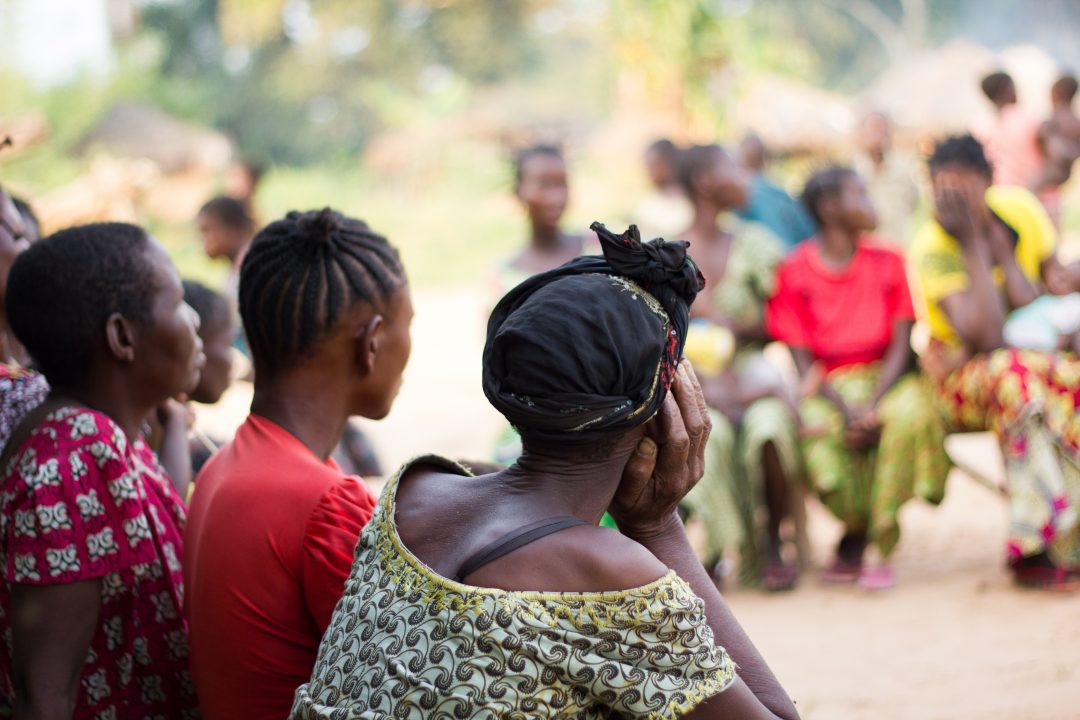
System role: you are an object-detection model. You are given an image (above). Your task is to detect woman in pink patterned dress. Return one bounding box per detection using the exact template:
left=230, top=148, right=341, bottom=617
left=0, top=187, right=47, bottom=452
left=0, top=223, right=205, bottom=719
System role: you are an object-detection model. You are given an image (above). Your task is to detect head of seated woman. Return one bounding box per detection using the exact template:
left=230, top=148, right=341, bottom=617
left=7, top=223, right=204, bottom=423
left=483, top=223, right=702, bottom=467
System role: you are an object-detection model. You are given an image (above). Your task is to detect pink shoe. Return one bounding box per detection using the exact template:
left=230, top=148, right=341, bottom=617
left=822, top=558, right=861, bottom=584
left=858, top=564, right=896, bottom=591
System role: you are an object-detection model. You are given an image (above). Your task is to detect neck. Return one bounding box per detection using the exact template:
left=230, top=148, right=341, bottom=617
left=688, top=200, right=726, bottom=241
left=52, top=376, right=154, bottom=442
left=817, top=225, right=859, bottom=262
left=530, top=223, right=564, bottom=251
left=869, top=149, right=886, bottom=167
left=498, top=440, right=638, bottom=524
left=251, top=371, right=352, bottom=461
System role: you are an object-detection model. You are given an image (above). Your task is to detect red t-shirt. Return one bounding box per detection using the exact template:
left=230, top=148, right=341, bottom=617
left=1, top=407, right=197, bottom=719
left=766, top=239, right=916, bottom=371
left=183, top=414, right=377, bottom=720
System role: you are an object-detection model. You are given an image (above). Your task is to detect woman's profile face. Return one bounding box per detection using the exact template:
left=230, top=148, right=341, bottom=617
left=702, top=152, right=749, bottom=210
left=838, top=174, right=879, bottom=233
left=191, top=310, right=234, bottom=405
left=134, top=240, right=206, bottom=401
left=516, top=154, right=569, bottom=231
left=0, top=191, right=31, bottom=305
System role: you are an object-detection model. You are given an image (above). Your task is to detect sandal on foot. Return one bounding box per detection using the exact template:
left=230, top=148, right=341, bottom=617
left=857, top=564, right=896, bottom=591
left=822, top=558, right=862, bottom=584
left=1011, top=563, right=1080, bottom=592
left=762, top=562, right=798, bottom=592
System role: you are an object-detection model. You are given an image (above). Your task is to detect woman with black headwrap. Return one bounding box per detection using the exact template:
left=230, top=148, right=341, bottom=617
left=291, top=224, right=799, bottom=719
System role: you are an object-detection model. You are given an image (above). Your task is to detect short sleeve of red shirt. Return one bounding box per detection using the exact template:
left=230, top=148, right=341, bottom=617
left=766, top=256, right=811, bottom=349
left=3, top=409, right=159, bottom=585
left=301, top=477, right=378, bottom=629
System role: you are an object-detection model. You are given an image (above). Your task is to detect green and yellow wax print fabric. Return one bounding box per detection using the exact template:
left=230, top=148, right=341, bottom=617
left=682, top=399, right=799, bottom=585
left=680, top=219, right=799, bottom=584
left=936, top=348, right=1080, bottom=566
left=707, top=217, right=785, bottom=349
left=800, top=367, right=950, bottom=558
left=290, top=456, right=737, bottom=720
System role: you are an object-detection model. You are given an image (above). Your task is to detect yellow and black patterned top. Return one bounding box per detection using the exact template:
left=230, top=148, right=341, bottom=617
left=290, top=456, right=737, bottom=720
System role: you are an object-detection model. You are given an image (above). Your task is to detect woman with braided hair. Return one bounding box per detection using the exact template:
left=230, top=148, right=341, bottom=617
left=184, top=208, right=413, bottom=720
left=292, top=223, right=799, bottom=720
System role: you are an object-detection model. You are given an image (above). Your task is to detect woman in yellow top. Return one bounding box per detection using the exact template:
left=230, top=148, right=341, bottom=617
left=291, top=224, right=799, bottom=719
left=910, top=135, right=1080, bottom=590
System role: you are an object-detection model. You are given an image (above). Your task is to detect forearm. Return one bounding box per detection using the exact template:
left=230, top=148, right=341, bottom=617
left=14, top=694, right=77, bottom=720
left=872, top=324, right=915, bottom=407
left=959, top=247, right=1006, bottom=352
left=999, top=259, right=1039, bottom=309
left=631, top=516, right=799, bottom=720
left=157, top=421, right=192, bottom=496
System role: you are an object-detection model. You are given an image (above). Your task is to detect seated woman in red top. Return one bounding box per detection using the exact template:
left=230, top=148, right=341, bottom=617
left=0, top=223, right=204, bottom=718
left=767, top=168, right=950, bottom=590
left=183, top=209, right=412, bottom=720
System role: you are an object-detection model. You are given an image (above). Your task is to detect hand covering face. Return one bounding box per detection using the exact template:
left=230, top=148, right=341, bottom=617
left=482, top=222, right=704, bottom=442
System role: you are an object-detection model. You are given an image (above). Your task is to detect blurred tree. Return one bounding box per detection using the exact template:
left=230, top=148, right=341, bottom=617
left=138, top=0, right=551, bottom=166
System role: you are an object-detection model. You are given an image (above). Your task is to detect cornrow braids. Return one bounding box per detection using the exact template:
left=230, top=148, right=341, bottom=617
left=238, top=208, right=406, bottom=379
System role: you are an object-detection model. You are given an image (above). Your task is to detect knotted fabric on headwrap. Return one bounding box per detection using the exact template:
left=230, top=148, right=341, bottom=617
left=482, top=222, right=704, bottom=443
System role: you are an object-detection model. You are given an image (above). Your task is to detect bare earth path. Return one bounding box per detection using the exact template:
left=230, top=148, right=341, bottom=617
left=198, top=287, right=1080, bottom=720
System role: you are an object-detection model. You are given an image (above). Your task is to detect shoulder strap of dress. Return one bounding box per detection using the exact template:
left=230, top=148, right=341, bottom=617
left=454, top=516, right=588, bottom=582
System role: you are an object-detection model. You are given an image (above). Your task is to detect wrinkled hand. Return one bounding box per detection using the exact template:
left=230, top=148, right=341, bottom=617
left=611, top=361, right=712, bottom=539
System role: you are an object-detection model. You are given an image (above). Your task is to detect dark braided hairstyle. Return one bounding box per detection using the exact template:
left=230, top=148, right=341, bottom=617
left=238, top=208, right=405, bottom=379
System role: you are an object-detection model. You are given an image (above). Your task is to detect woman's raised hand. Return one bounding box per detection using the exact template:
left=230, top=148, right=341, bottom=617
left=611, top=360, right=712, bottom=539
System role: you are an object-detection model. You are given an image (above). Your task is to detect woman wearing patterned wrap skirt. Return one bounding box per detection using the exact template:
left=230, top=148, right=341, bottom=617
left=676, top=144, right=801, bottom=591
left=912, top=135, right=1080, bottom=589
left=770, top=167, right=951, bottom=590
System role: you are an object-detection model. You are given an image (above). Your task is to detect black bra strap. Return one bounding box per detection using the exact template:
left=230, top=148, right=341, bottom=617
left=454, top=516, right=588, bottom=582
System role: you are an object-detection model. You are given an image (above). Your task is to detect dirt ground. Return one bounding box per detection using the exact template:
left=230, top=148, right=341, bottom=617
left=197, top=287, right=1080, bottom=720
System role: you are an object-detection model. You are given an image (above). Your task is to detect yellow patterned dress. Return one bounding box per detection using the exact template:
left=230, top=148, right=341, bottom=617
left=290, top=456, right=737, bottom=720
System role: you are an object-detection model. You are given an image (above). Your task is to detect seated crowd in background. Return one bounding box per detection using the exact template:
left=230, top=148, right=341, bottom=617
left=1, top=69, right=1080, bottom=718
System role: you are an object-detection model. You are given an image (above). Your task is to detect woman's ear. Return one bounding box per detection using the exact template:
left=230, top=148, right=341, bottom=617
left=354, top=314, right=384, bottom=376
left=104, top=312, right=137, bottom=363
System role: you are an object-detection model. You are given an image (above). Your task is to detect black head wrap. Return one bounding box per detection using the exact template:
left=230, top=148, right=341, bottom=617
left=482, top=222, right=705, bottom=443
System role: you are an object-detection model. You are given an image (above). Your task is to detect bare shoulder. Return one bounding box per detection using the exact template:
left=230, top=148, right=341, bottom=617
left=466, top=523, right=671, bottom=594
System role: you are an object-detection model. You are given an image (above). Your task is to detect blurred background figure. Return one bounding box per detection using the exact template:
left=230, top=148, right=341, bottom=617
left=182, top=279, right=236, bottom=474
left=0, top=187, right=44, bottom=451
left=853, top=111, right=919, bottom=248
left=225, top=158, right=265, bottom=220
left=1034, top=74, right=1080, bottom=226
left=636, top=137, right=693, bottom=239
left=677, top=144, right=801, bottom=592
left=736, top=132, right=816, bottom=249
left=497, top=144, right=593, bottom=295
left=771, top=167, right=949, bottom=590
left=975, top=70, right=1042, bottom=189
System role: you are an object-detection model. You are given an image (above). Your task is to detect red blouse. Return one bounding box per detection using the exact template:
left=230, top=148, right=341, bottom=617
left=767, top=239, right=916, bottom=371
left=183, top=414, right=378, bottom=720
left=0, top=407, right=197, bottom=719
